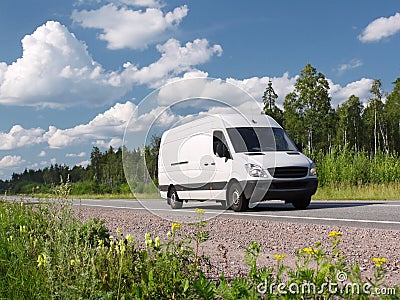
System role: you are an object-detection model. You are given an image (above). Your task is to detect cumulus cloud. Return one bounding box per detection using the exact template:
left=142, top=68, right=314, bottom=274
left=156, top=72, right=296, bottom=109
left=117, top=0, right=162, bottom=7
left=38, top=150, right=46, bottom=157
left=44, top=101, right=137, bottom=148
left=0, top=155, right=26, bottom=168
left=0, top=21, right=130, bottom=108
left=329, top=78, right=374, bottom=106
left=72, top=4, right=188, bottom=49
left=121, top=38, right=222, bottom=88
left=77, top=0, right=162, bottom=7
left=66, top=151, right=87, bottom=157
left=0, top=125, right=45, bottom=150
left=359, top=12, right=400, bottom=42
left=0, top=21, right=222, bottom=108
left=94, top=138, right=123, bottom=148
left=76, top=160, right=90, bottom=168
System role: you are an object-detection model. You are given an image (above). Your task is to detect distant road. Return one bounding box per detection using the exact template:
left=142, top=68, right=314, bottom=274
left=5, top=197, right=400, bottom=230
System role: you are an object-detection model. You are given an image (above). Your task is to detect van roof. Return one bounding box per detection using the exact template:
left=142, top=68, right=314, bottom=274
left=215, top=113, right=281, bottom=128
left=162, top=113, right=282, bottom=139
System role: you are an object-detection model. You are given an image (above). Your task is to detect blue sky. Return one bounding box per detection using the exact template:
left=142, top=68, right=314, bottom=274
left=0, top=0, right=399, bottom=179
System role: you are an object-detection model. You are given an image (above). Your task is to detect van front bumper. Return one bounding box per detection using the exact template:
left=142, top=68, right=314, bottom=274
left=241, top=178, right=318, bottom=202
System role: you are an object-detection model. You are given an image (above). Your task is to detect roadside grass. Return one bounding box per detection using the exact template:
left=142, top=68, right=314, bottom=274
left=314, top=182, right=400, bottom=200
left=1, top=180, right=399, bottom=299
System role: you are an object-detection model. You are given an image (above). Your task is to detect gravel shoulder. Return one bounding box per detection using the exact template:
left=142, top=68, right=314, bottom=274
left=74, top=206, right=400, bottom=287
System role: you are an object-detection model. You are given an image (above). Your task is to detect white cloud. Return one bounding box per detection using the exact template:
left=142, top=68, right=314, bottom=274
left=66, top=151, right=87, bottom=157
left=0, top=155, right=26, bottom=168
left=50, top=158, right=57, bottom=165
left=0, top=125, right=45, bottom=150
left=0, top=21, right=130, bottom=108
left=0, top=21, right=221, bottom=108
left=72, top=4, right=188, bottom=50
left=156, top=72, right=296, bottom=108
left=329, top=78, right=374, bottom=106
left=121, top=38, right=222, bottom=87
left=75, top=0, right=162, bottom=7
left=359, top=12, right=400, bottom=42
left=38, top=150, right=46, bottom=157
left=336, top=59, right=363, bottom=74
left=76, top=160, right=90, bottom=168
left=115, top=0, right=162, bottom=8
left=44, top=101, right=136, bottom=148
left=94, top=138, right=123, bottom=148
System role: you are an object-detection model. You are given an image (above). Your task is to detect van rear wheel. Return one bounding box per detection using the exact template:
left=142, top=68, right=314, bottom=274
left=228, top=182, right=248, bottom=212
left=169, top=187, right=183, bottom=209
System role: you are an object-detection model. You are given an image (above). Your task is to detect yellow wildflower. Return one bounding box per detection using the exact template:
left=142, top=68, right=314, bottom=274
left=37, top=253, right=47, bottom=267
left=328, top=231, right=342, bottom=238
left=371, top=257, right=387, bottom=267
left=155, top=236, right=161, bottom=248
left=302, top=247, right=314, bottom=255
left=171, top=222, right=182, bottom=232
left=273, top=254, right=286, bottom=261
left=196, top=208, right=205, bottom=214
left=145, top=233, right=153, bottom=247
left=125, top=234, right=134, bottom=244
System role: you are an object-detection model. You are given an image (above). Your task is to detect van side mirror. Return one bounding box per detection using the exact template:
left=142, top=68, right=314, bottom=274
left=296, top=143, right=303, bottom=152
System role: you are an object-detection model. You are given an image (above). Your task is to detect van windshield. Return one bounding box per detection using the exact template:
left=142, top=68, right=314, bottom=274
left=226, top=127, right=298, bottom=152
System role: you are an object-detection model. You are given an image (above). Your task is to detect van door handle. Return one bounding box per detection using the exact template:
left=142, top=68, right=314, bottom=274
left=204, top=163, right=209, bottom=166
left=211, top=162, right=215, bottom=165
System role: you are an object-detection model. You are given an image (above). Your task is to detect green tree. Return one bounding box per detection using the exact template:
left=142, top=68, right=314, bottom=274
left=144, top=135, right=161, bottom=182
left=385, top=77, right=400, bottom=154
left=363, top=79, right=387, bottom=154
left=335, top=95, right=364, bottom=151
left=283, top=63, right=334, bottom=152
left=262, top=80, right=284, bottom=125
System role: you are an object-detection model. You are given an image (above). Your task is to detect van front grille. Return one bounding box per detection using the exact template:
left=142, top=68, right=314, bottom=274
left=268, top=167, right=308, bottom=178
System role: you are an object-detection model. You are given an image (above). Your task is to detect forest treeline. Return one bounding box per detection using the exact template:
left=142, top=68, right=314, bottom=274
left=1, top=63, right=400, bottom=195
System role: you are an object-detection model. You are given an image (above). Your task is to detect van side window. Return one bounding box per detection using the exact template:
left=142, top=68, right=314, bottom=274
left=213, top=130, right=229, bottom=157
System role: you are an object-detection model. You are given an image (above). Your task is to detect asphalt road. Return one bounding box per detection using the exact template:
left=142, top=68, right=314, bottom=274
left=4, top=196, right=400, bottom=230
left=70, top=198, right=400, bottom=230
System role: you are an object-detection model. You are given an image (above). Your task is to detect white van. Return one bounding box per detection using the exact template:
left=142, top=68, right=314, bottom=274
left=158, top=114, right=318, bottom=211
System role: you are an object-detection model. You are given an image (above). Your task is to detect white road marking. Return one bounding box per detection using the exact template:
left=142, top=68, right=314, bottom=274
left=77, top=203, right=400, bottom=226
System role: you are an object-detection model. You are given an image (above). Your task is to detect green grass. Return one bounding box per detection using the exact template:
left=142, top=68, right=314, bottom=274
left=1, top=195, right=398, bottom=299
left=0, top=174, right=399, bottom=299
left=314, top=182, right=400, bottom=200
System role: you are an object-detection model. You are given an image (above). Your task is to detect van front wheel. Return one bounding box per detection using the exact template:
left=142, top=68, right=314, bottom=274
left=291, top=196, right=311, bottom=210
left=228, top=182, right=248, bottom=212
left=169, top=187, right=183, bottom=209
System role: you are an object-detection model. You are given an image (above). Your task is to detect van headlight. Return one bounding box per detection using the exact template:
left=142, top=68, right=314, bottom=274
left=309, top=162, right=317, bottom=176
left=245, top=163, right=268, bottom=178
